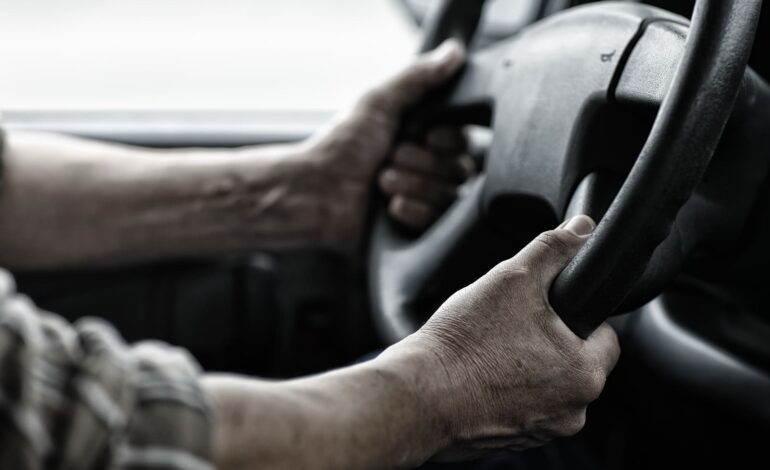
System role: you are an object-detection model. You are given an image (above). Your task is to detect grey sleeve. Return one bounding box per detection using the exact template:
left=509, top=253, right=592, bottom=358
left=0, top=122, right=5, bottom=192
left=0, top=269, right=215, bottom=469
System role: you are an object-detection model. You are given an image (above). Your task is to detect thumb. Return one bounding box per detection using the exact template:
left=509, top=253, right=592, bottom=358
left=510, top=215, right=597, bottom=284
left=365, top=39, right=466, bottom=115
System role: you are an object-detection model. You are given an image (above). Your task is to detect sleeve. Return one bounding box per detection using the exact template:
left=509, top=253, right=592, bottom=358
left=0, top=118, right=5, bottom=191
left=0, top=269, right=215, bottom=470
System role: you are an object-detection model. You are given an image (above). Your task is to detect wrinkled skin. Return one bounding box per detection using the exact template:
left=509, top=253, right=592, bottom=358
left=302, top=40, right=475, bottom=250
left=383, top=215, right=621, bottom=460
left=206, top=216, right=621, bottom=470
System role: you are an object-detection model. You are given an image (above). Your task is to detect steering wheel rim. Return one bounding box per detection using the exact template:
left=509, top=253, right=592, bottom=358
left=369, top=0, right=762, bottom=343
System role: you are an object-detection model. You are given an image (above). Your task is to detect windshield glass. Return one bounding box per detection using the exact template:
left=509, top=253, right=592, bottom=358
left=0, top=0, right=418, bottom=112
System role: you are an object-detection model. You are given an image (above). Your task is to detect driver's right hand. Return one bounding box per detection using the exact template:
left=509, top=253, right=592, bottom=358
left=383, top=215, right=620, bottom=460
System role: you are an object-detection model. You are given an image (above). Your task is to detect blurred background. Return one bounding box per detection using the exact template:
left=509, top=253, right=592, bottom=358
left=0, top=0, right=545, bottom=112
left=0, top=0, right=423, bottom=111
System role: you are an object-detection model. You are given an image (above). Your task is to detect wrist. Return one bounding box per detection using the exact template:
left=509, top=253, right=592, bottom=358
left=294, top=141, right=369, bottom=254
left=220, top=143, right=331, bottom=252
left=374, top=339, right=456, bottom=458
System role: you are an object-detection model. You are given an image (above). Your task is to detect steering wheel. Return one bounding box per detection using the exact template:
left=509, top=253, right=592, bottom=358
left=369, top=0, right=762, bottom=343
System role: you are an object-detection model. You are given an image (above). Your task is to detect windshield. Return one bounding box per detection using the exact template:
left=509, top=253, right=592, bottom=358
left=0, top=0, right=418, bottom=112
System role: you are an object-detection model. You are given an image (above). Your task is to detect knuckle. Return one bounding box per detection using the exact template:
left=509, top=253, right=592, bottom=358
left=392, top=198, right=433, bottom=228
left=586, top=369, right=607, bottom=401
left=389, top=197, right=406, bottom=217
left=412, top=60, right=442, bottom=82
left=394, top=143, right=420, bottom=163
left=389, top=174, right=408, bottom=189
left=458, top=155, right=476, bottom=178
left=580, top=367, right=608, bottom=402
left=606, top=327, right=622, bottom=357
left=361, top=88, right=396, bottom=115
left=534, top=231, right=576, bottom=255
left=610, top=340, right=622, bottom=366
left=591, top=323, right=622, bottom=371
left=489, top=260, right=529, bottom=284
left=557, top=411, right=587, bottom=437
left=395, top=67, right=434, bottom=98
left=379, top=171, right=396, bottom=193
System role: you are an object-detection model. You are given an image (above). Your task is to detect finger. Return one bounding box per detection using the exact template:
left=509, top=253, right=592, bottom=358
left=425, top=126, right=468, bottom=155
left=424, top=127, right=476, bottom=182
left=391, top=143, right=471, bottom=182
left=389, top=195, right=437, bottom=230
left=379, top=168, right=457, bottom=207
left=365, top=39, right=466, bottom=115
left=457, top=155, right=477, bottom=180
left=507, top=215, right=596, bottom=284
left=585, top=322, right=621, bottom=375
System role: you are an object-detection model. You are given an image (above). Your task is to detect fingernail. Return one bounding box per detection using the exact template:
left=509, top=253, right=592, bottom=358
left=429, top=39, right=466, bottom=64
left=562, top=215, right=596, bottom=236
left=380, top=169, right=397, bottom=187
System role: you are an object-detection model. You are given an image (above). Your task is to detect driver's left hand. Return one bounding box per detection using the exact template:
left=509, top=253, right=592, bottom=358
left=304, top=39, right=473, bottom=251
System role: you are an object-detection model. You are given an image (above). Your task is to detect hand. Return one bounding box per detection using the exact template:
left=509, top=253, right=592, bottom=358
left=303, top=39, right=471, bottom=251
left=383, top=215, right=620, bottom=459
left=204, top=216, right=619, bottom=470
left=379, top=126, right=475, bottom=231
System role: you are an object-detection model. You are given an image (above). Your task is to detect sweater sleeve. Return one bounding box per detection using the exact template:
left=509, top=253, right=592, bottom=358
left=0, top=269, right=215, bottom=469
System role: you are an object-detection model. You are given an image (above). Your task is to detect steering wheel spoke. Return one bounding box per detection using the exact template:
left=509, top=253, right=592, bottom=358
left=370, top=177, right=516, bottom=342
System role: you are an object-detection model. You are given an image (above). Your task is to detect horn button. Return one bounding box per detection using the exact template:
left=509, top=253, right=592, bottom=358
left=462, top=5, right=685, bottom=226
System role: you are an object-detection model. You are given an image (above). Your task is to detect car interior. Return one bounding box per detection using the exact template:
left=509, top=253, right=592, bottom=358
left=6, top=0, right=770, bottom=468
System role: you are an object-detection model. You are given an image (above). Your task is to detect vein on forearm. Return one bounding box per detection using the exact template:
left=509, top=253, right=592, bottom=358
left=0, top=131, right=323, bottom=270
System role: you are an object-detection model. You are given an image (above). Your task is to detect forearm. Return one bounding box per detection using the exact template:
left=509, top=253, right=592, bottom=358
left=203, top=347, right=449, bottom=470
left=0, top=131, right=326, bottom=269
